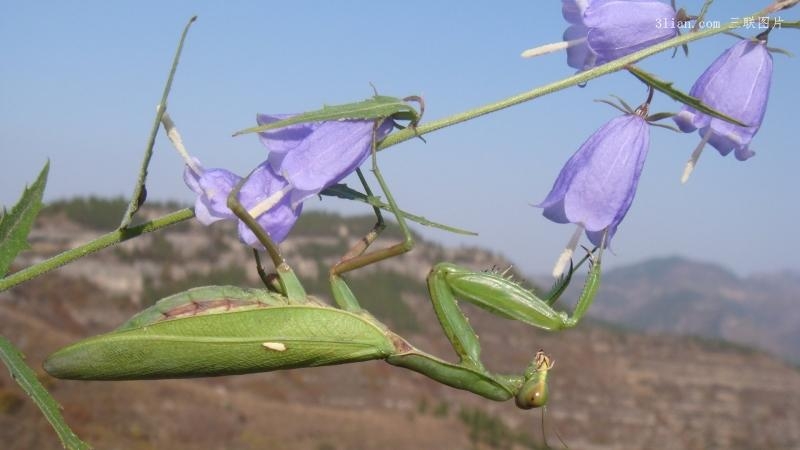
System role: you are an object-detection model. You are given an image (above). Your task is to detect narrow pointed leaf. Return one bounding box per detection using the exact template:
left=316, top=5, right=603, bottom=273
left=321, top=184, right=477, bottom=236
left=233, top=95, right=420, bottom=136
left=119, top=16, right=197, bottom=229
left=0, top=161, right=49, bottom=277
left=693, top=0, right=714, bottom=31
left=0, top=337, right=91, bottom=450
left=609, top=95, right=633, bottom=114
left=649, top=122, right=682, bottom=132
left=767, top=46, right=794, bottom=57
left=593, top=99, right=630, bottom=115
left=646, top=112, right=676, bottom=122
left=627, top=65, right=747, bottom=127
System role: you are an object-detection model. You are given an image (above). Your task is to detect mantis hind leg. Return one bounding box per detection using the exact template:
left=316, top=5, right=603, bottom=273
left=329, top=121, right=414, bottom=312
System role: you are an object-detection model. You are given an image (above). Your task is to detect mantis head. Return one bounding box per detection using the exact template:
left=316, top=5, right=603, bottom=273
left=514, top=350, right=553, bottom=409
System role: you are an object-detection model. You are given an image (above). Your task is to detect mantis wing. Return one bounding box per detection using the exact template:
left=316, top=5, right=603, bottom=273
left=45, top=300, right=395, bottom=380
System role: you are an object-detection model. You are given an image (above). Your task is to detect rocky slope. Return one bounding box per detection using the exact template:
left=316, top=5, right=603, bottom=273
left=577, top=257, right=800, bottom=364
left=2, top=200, right=799, bottom=450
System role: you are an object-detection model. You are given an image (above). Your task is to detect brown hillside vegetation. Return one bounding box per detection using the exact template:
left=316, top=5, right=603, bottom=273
left=2, top=202, right=799, bottom=450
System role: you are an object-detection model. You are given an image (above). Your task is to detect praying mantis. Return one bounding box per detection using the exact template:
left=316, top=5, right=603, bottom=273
left=44, top=100, right=603, bottom=411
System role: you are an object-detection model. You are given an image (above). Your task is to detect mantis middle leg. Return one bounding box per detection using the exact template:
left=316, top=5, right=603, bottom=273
left=328, top=122, right=415, bottom=313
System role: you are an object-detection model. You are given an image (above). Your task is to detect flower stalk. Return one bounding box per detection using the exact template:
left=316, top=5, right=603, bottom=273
left=1, top=3, right=788, bottom=292
left=378, top=5, right=779, bottom=152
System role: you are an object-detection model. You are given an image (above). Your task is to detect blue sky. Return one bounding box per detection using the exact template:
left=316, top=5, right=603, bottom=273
left=1, top=1, right=798, bottom=277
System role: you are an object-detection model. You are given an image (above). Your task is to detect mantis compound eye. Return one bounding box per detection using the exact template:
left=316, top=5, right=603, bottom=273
left=515, top=350, right=553, bottom=410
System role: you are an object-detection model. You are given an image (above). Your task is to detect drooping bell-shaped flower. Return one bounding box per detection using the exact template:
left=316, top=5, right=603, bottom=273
left=234, top=162, right=303, bottom=247
left=538, top=109, right=650, bottom=275
left=183, top=160, right=302, bottom=248
left=257, top=115, right=394, bottom=208
left=673, top=38, right=773, bottom=181
left=561, top=0, right=594, bottom=69
left=523, top=0, right=678, bottom=71
left=582, top=0, right=678, bottom=68
left=183, top=159, right=240, bottom=225
left=539, top=113, right=650, bottom=245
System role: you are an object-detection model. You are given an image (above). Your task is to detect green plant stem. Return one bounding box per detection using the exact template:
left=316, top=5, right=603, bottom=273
left=2, top=4, right=794, bottom=293
left=377, top=5, right=783, bottom=151
left=0, top=208, right=194, bottom=293
left=0, top=337, right=91, bottom=450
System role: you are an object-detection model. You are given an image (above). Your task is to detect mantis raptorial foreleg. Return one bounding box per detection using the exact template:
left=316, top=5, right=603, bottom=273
left=45, top=110, right=602, bottom=412
left=320, top=125, right=589, bottom=407
left=226, top=168, right=307, bottom=303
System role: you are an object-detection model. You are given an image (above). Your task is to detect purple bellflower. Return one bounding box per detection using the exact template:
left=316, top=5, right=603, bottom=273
left=233, top=162, right=303, bottom=247
left=174, top=113, right=394, bottom=249
left=673, top=38, right=773, bottom=182
left=183, top=159, right=239, bottom=225
left=523, top=0, right=678, bottom=71
left=538, top=109, right=650, bottom=276
left=183, top=158, right=302, bottom=248
left=257, top=115, right=395, bottom=209
left=581, top=0, right=678, bottom=69
left=561, top=0, right=594, bottom=69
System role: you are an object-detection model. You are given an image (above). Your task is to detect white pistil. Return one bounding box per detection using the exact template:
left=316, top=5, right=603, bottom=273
left=521, top=38, right=586, bottom=59
left=552, top=225, right=584, bottom=278
left=247, top=185, right=292, bottom=219
left=681, top=129, right=712, bottom=184
left=160, top=110, right=201, bottom=174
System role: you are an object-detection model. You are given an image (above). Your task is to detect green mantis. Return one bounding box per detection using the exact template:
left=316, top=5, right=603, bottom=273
left=44, top=101, right=603, bottom=411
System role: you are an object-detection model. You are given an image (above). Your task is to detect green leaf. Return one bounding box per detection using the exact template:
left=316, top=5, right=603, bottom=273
left=0, top=336, right=92, bottom=450
left=119, top=16, right=197, bottom=229
left=0, top=161, right=49, bottom=277
left=646, top=112, right=676, bottom=122
left=693, top=0, right=714, bottom=30
left=626, top=65, right=747, bottom=127
left=321, top=183, right=477, bottom=236
left=767, top=46, right=794, bottom=57
left=594, top=98, right=631, bottom=115
left=233, top=95, right=421, bottom=136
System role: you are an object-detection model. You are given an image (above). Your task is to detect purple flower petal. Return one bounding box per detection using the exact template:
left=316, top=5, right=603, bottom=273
left=264, top=118, right=394, bottom=206
left=674, top=40, right=772, bottom=159
left=183, top=163, right=241, bottom=225
left=539, top=114, right=650, bottom=246
left=564, top=24, right=592, bottom=70
left=235, top=162, right=302, bottom=247
left=256, top=114, right=318, bottom=156
left=584, top=0, right=677, bottom=64
left=562, top=0, right=592, bottom=24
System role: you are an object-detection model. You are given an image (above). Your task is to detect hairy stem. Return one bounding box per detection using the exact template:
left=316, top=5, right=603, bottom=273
left=0, top=208, right=195, bottom=293
left=377, top=7, right=778, bottom=151
left=2, top=5, right=790, bottom=292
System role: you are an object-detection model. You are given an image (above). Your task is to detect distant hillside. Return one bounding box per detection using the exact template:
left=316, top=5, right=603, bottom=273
left=580, top=256, right=800, bottom=364
left=3, top=198, right=800, bottom=449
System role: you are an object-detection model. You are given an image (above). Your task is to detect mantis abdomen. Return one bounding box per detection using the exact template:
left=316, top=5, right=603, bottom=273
left=44, top=304, right=397, bottom=380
